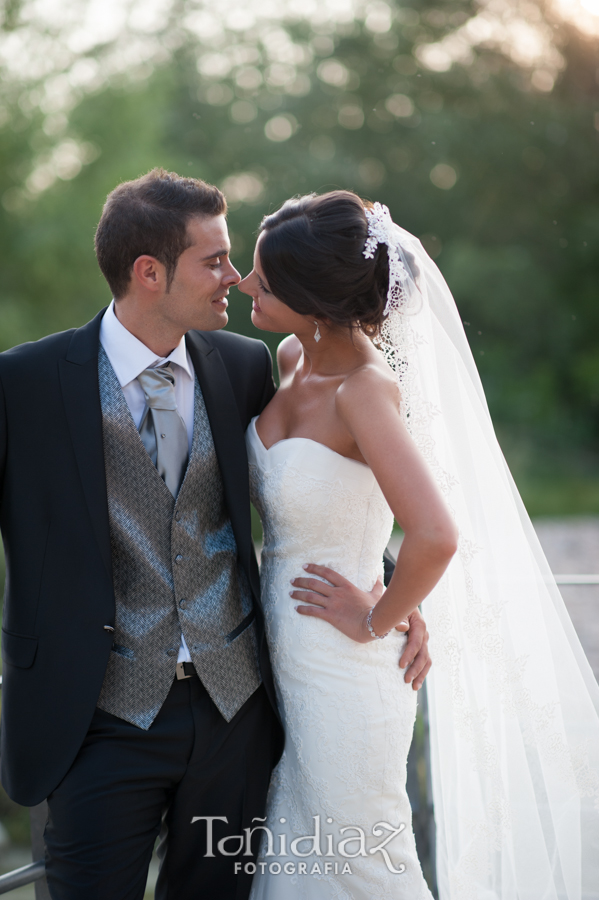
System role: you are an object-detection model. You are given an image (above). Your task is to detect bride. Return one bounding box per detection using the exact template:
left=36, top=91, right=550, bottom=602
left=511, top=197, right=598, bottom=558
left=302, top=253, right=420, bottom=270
left=239, top=191, right=599, bottom=899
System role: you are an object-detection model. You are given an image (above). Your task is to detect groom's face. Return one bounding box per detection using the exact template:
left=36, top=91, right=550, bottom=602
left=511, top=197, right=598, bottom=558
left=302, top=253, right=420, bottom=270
left=159, top=214, right=241, bottom=332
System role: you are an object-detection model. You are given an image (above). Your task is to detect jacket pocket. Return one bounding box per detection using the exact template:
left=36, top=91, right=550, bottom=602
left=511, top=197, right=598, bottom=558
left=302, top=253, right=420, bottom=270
left=1, top=629, right=39, bottom=669
left=226, top=609, right=256, bottom=644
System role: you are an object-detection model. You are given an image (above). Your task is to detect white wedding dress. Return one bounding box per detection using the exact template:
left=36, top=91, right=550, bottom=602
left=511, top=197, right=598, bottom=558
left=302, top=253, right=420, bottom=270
left=246, top=417, right=434, bottom=900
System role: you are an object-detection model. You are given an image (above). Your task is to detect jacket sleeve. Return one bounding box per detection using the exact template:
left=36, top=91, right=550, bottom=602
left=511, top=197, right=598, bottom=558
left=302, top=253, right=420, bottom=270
left=257, top=341, right=276, bottom=414
left=383, top=546, right=396, bottom=587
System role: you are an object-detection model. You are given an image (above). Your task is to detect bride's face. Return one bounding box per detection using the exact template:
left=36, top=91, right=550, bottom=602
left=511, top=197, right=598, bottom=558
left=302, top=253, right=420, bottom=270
left=238, top=236, right=314, bottom=335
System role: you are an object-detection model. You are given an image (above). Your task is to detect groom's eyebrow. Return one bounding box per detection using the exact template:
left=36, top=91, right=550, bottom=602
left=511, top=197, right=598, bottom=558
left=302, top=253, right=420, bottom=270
left=201, top=247, right=230, bottom=261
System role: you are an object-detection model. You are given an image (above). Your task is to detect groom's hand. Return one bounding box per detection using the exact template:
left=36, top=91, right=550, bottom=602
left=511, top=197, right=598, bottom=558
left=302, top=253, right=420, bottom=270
left=399, top=608, right=431, bottom=691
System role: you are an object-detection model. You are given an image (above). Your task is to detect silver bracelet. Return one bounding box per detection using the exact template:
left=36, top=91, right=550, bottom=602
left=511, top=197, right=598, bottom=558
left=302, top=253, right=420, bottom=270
left=366, top=606, right=389, bottom=640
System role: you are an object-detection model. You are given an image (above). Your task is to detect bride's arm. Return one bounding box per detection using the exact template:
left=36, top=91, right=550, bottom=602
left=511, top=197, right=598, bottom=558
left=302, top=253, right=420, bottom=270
left=292, top=366, right=457, bottom=644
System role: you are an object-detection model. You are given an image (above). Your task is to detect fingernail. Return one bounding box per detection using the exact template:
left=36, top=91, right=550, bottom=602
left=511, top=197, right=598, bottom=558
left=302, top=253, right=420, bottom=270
left=290, top=579, right=295, bottom=585
left=289, top=591, right=294, bottom=597
left=294, top=605, right=300, bottom=611
left=303, top=564, right=309, bottom=570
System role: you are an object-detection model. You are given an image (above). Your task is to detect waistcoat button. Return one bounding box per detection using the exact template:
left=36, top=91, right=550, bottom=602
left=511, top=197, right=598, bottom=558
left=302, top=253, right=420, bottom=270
left=179, top=599, right=188, bottom=610
left=175, top=554, right=183, bottom=563
left=166, top=648, right=177, bottom=657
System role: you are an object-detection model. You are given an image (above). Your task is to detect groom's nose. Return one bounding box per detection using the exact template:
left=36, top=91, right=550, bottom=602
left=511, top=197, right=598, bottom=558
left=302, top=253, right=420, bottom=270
left=222, top=259, right=241, bottom=287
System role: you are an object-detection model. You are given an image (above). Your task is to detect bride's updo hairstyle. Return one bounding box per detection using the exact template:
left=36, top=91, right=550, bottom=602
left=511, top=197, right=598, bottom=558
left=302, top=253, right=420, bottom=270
left=258, top=190, right=389, bottom=336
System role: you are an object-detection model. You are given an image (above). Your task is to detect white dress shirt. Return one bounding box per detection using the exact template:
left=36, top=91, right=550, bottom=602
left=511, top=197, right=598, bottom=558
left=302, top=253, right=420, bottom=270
left=99, top=300, right=194, bottom=662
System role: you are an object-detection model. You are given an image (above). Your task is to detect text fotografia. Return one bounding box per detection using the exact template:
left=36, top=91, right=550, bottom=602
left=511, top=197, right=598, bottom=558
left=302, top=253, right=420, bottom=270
left=191, top=815, right=407, bottom=875
left=236, top=860, right=353, bottom=877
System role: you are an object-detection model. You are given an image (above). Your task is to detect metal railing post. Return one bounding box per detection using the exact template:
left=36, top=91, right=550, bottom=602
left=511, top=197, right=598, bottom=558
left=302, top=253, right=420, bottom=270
left=0, top=676, right=48, bottom=896
left=0, top=803, right=47, bottom=895
left=406, top=683, right=438, bottom=898
left=29, top=802, right=50, bottom=900
left=420, top=683, right=438, bottom=897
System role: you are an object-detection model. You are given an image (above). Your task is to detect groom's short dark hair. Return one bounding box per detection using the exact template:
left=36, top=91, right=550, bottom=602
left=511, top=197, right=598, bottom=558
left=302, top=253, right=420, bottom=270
left=95, top=168, right=227, bottom=299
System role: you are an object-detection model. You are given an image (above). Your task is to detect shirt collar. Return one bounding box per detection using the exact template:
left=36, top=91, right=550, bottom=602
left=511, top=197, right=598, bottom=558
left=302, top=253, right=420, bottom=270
left=99, top=300, right=193, bottom=388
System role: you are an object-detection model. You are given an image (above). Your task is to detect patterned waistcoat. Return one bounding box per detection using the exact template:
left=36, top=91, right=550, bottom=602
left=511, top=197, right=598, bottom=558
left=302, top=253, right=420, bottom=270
left=96, top=346, right=261, bottom=730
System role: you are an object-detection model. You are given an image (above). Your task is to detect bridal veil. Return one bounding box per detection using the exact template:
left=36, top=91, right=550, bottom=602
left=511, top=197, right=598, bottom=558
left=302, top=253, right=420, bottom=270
left=367, top=204, right=599, bottom=900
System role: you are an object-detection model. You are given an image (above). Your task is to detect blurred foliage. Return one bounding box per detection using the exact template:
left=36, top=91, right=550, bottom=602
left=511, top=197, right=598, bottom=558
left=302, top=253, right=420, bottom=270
left=0, top=0, right=597, bottom=521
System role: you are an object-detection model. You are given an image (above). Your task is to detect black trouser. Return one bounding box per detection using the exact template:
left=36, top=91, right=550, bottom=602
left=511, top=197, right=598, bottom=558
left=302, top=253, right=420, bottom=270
left=44, top=677, right=278, bottom=900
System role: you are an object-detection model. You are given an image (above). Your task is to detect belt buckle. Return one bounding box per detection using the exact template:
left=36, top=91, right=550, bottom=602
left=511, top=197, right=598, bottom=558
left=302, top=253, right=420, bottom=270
left=176, top=661, right=192, bottom=680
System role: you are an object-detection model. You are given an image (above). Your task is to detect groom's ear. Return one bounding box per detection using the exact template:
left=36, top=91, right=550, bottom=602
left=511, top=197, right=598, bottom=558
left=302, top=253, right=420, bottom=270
left=131, top=254, right=167, bottom=293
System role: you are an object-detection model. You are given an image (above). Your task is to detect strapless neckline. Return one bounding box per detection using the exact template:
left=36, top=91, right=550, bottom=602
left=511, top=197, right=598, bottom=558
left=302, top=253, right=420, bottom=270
left=249, top=416, right=370, bottom=470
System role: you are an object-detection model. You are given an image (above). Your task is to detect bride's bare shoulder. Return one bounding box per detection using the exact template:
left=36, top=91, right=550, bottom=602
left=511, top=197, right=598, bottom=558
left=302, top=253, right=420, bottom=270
left=276, top=335, right=302, bottom=379
left=336, top=357, right=400, bottom=419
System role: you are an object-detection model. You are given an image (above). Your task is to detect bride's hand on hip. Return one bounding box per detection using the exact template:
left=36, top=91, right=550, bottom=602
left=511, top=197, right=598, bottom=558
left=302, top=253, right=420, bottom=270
left=291, top=565, right=431, bottom=685
left=291, top=563, right=386, bottom=644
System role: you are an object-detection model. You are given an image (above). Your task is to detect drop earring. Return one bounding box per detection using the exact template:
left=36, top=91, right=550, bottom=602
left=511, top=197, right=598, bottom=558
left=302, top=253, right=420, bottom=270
left=313, top=321, right=322, bottom=343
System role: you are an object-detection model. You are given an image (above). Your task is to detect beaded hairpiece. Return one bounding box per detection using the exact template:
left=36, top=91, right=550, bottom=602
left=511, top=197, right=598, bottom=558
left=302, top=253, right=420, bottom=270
left=363, top=202, right=411, bottom=316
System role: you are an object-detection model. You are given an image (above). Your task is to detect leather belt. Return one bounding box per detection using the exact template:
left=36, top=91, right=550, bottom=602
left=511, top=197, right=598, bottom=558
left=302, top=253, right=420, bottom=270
left=175, top=661, right=197, bottom=680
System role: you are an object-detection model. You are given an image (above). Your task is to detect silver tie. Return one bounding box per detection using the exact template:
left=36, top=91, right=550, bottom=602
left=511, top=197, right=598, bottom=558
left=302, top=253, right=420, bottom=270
left=137, top=365, right=189, bottom=497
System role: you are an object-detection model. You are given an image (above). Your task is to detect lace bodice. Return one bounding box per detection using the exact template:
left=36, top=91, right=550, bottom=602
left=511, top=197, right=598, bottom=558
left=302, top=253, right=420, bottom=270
left=247, top=417, right=394, bottom=598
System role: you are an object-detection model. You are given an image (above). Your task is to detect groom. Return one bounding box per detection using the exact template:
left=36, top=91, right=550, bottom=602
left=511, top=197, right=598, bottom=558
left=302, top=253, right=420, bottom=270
left=0, top=168, right=431, bottom=899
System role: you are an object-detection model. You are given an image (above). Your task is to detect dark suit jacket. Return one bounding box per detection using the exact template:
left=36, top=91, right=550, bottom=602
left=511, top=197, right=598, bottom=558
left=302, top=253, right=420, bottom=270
left=0, top=309, right=283, bottom=807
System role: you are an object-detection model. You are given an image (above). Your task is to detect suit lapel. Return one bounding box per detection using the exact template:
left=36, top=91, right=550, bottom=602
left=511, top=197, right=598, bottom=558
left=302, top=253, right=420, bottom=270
left=59, top=309, right=112, bottom=580
left=186, top=332, right=253, bottom=584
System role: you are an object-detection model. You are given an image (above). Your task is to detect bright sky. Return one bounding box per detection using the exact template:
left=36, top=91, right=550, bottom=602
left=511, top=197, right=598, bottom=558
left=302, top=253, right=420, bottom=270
left=554, top=0, right=599, bottom=34
left=571, top=0, right=599, bottom=15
